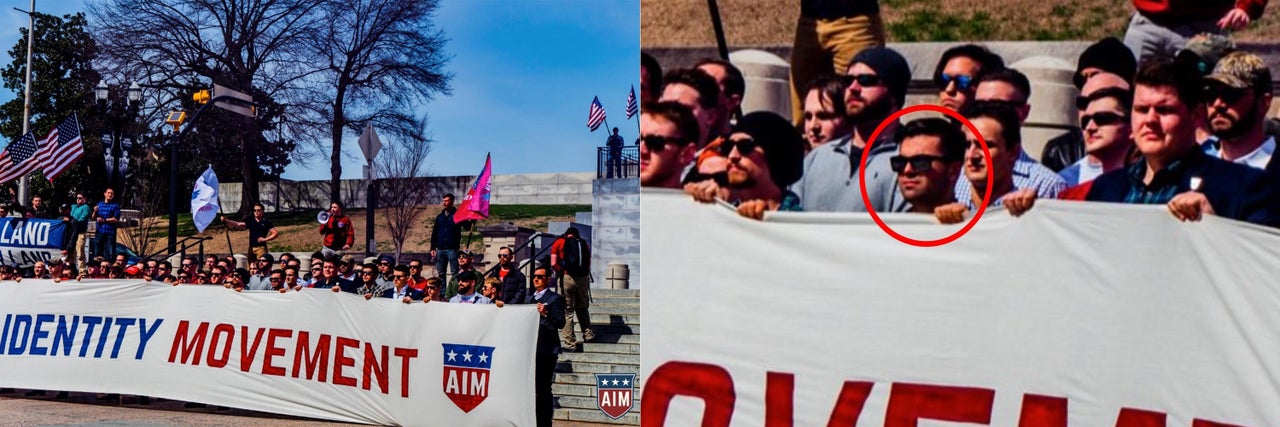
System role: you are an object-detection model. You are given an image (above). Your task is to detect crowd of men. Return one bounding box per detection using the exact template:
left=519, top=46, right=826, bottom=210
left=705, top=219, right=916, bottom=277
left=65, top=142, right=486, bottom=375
left=641, top=0, right=1280, bottom=227
left=0, top=191, right=593, bottom=426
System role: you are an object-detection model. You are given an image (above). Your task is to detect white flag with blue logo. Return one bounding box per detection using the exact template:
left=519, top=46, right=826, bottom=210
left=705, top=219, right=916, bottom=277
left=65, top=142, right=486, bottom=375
left=190, top=166, right=220, bottom=233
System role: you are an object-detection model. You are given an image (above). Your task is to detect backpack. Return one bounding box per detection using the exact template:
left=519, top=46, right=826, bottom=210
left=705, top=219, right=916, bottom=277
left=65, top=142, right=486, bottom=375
left=560, top=236, right=590, bottom=276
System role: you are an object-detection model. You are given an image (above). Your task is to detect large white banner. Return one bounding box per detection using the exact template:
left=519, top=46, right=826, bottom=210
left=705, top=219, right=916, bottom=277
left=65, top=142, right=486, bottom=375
left=640, top=190, right=1280, bottom=426
left=0, top=281, right=537, bottom=426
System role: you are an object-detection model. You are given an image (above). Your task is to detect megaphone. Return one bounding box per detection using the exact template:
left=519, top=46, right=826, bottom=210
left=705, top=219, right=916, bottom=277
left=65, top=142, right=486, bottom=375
left=317, top=210, right=330, bottom=224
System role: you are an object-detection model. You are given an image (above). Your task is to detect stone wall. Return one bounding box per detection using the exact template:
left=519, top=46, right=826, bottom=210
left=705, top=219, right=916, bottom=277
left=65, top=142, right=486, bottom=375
left=218, top=172, right=595, bottom=213
left=591, top=178, right=641, bottom=289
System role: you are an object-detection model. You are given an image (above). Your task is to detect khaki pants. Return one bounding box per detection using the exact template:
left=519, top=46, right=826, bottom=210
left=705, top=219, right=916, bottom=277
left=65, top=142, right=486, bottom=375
left=789, top=13, right=885, bottom=125
left=72, top=232, right=87, bottom=271
left=250, top=245, right=268, bottom=261
left=559, top=273, right=594, bottom=347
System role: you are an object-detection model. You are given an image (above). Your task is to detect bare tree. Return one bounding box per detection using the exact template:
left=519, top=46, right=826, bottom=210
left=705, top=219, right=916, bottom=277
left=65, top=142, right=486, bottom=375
left=374, top=119, right=432, bottom=260
left=303, top=0, right=452, bottom=203
left=88, top=0, right=324, bottom=217
left=117, top=146, right=167, bottom=257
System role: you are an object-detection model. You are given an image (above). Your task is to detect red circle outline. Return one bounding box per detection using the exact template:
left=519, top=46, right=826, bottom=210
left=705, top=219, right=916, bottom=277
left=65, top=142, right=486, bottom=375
left=857, top=104, right=993, bottom=247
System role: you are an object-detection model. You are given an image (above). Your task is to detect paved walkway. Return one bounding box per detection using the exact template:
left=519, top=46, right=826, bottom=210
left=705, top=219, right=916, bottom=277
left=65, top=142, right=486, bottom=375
left=0, top=391, right=616, bottom=426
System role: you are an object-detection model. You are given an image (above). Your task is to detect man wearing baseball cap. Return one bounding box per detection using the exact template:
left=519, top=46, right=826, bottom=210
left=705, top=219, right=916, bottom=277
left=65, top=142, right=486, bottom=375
left=791, top=46, right=911, bottom=213
left=1202, top=51, right=1275, bottom=173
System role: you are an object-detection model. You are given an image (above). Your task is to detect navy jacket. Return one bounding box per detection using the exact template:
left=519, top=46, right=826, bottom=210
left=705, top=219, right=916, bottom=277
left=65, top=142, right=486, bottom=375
left=379, top=287, right=425, bottom=301
left=489, top=266, right=527, bottom=305
left=526, top=289, right=566, bottom=355
left=430, top=207, right=461, bottom=251
left=1087, top=148, right=1280, bottom=227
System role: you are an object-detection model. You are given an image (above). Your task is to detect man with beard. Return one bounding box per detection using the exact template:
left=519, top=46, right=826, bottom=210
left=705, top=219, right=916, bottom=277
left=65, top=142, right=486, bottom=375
left=1087, top=56, right=1280, bottom=226
left=639, top=102, right=700, bottom=189
left=448, top=251, right=482, bottom=299
left=791, top=47, right=912, bottom=213
left=448, top=271, right=492, bottom=304
left=1202, top=52, right=1274, bottom=173
left=935, top=102, right=1039, bottom=224
left=892, top=118, right=967, bottom=215
left=487, top=247, right=526, bottom=305
left=684, top=111, right=806, bottom=220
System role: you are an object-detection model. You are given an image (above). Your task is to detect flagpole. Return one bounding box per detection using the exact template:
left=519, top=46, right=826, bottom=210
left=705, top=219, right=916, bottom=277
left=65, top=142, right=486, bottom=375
left=17, top=0, right=36, bottom=205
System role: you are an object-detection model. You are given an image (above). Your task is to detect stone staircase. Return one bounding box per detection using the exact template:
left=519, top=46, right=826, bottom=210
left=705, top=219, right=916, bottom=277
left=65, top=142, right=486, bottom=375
left=554, top=288, right=640, bottom=425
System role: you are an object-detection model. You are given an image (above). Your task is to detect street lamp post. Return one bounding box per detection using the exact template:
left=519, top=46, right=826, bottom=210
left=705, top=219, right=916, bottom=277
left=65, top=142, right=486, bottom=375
left=94, top=80, right=142, bottom=194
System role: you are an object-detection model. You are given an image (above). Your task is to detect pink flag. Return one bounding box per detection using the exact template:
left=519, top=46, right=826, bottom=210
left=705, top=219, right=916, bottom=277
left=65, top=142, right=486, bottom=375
left=454, top=153, right=492, bottom=223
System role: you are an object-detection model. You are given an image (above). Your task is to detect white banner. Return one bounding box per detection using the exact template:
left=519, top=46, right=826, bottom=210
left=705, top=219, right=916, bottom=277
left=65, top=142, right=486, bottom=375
left=0, top=281, right=537, bottom=426
left=640, top=190, right=1280, bottom=426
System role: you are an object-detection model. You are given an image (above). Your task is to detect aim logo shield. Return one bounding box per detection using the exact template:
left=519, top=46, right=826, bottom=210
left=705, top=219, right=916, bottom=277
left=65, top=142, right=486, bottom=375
left=442, top=343, right=494, bottom=413
left=595, top=373, right=636, bottom=419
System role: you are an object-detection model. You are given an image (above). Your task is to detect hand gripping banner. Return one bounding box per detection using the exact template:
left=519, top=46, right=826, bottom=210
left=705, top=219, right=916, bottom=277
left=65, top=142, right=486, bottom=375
left=640, top=190, right=1280, bottom=427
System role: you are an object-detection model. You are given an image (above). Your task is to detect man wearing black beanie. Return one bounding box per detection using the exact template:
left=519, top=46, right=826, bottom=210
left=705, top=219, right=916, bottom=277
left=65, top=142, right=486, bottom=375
left=791, top=46, right=911, bottom=213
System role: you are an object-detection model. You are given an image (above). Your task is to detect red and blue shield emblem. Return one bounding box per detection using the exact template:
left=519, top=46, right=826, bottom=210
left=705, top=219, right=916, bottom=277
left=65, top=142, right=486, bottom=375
left=595, top=373, right=636, bottom=419
left=442, top=343, right=494, bottom=413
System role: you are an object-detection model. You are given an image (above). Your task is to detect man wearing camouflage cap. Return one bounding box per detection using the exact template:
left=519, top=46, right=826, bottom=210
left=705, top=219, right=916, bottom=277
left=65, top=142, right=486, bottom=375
left=1202, top=51, right=1275, bottom=173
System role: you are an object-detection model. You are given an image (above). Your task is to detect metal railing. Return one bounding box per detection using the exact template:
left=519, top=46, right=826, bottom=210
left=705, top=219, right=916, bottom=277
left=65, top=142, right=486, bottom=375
left=596, top=145, right=639, bottom=179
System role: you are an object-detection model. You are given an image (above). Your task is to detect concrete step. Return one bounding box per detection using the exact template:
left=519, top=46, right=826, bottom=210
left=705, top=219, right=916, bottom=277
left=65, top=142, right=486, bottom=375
left=588, top=314, right=640, bottom=327
left=553, top=383, right=596, bottom=397
left=560, top=352, right=639, bottom=366
left=594, top=323, right=639, bottom=335
left=555, top=372, right=645, bottom=388
left=581, top=342, right=638, bottom=355
left=555, top=361, right=639, bottom=374
left=590, top=296, right=640, bottom=306
left=589, top=288, right=639, bottom=298
left=587, top=333, right=640, bottom=344
left=589, top=304, right=639, bottom=316
left=554, top=407, right=639, bottom=425
left=557, top=395, right=642, bottom=411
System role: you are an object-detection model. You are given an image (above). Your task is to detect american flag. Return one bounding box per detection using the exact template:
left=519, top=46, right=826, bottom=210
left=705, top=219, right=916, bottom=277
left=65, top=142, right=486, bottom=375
left=0, top=132, right=43, bottom=184
left=38, top=113, right=85, bottom=181
left=626, top=86, right=638, bottom=119
left=587, top=96, right=606, bottom=132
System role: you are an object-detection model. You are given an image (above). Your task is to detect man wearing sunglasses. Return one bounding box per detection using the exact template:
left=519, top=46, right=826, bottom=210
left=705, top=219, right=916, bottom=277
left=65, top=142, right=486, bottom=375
left=891, top=118, right=967, bottom=215
left=792, top=47, right=912, bottom=213
left=378, top=265, right=421, bottom=303
left=1202, top=52, right=1275, bottom=174
left=640, top=102, right=700, bottom=189
left=222, top=202, right=278, bottom=262
left=453, top=251, right=488, bottom=299
left=487, top=247, right=526, bottom=305
left=933, top=44, right=1004, bottom=113
left=1059, top=87, right=1134, bottom=186
left=688, top=112, right=806, bottom=221
left=696, top=58, right=745, bottom=138
left=1086, top=57, right=1280, bottom=226
left=525, top=266, right=565, bottom=427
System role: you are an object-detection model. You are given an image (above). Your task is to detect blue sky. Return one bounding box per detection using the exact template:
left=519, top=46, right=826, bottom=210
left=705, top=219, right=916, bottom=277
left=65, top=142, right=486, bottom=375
left=0, top=0, right=640, bottom=179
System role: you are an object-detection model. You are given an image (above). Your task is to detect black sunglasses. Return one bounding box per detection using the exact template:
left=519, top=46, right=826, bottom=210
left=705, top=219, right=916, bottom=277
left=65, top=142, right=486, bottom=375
left=716, top=139, right=759, bottom=156
left=1209, top=85, right=1249, bottom=104
left=842, top=74, right=882, bottom=87
left=889, top=155, right=947, bottom=173
left=269, top=277, right=283, bottom=282
left=1081, top=112, right=1126, bottom=128
left=641, top=135, right=685, bottom=151
left=532, top=274, right=548, bottom=279
left=934, top=73, right=973, bottom=90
